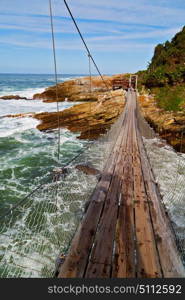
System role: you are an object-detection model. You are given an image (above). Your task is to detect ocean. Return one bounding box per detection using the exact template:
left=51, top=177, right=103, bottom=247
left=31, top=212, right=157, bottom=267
left=0, top=73, right=88, bottom=215
left=0, top=73, right=110, bottom=277
left=0, top=73, right=82, bottom=98
left=0, top=74, right=184, bottom=277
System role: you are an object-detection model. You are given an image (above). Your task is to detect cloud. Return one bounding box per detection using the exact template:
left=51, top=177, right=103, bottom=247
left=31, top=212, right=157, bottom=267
left=0, top=0, right=184, bottom=73
left=0, top=31, right=156, bottom=54
left=0, top=14, right=181, bottom=54
left=0, top=13, right=135, bottom=35
left=1, top=0, right=185, bottom=27
left=59, top=0, right=185, bottom=27
left=86, top=27, right=182, bottom=42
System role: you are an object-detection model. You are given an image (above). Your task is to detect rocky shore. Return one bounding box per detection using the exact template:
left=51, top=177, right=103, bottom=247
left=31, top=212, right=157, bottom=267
left=0, top=95, right=27, bottom=100
left=138, top=95, right=185, bottom=152
left=3, top=75, right=126, bottom=140
left=4, top=74, right=184, bottom=150
left=35, top=89, right=125, bottom=139
left=30, top=74, right=126, bottom=139
left=32, top=75, right=123, bottom=102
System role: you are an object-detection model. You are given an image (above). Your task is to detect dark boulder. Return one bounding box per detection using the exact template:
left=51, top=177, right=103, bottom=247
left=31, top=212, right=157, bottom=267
left=0, top=95, right=27, bottom=100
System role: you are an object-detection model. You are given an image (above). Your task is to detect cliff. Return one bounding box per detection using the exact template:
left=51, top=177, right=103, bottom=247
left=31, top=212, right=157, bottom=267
left=35, top=89, right=125, bottom=139
left=138, top=95, right=185, bottom=152
left=33, top=74, right=126, bottom=102
left=3, top=74, right=127, bottom=140
left=136, top=26, right=185, bottom=150
left=138, top=26, right=185, bottom=89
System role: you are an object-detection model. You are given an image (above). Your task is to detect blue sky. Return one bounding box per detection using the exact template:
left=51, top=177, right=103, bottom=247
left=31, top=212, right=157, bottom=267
left=0, top=0, right=185, bottom=74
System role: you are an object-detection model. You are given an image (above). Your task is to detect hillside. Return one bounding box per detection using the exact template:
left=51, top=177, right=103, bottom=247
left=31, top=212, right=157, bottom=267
left=137, top=27, right=185, bottom=152
left=140, top=26, right=185, bottom=88
left=138, top=26, right=185, bottom=111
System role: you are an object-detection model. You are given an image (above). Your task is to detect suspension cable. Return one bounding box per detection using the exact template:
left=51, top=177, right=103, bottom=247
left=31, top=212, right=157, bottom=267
left=63, top=0, right=110, bottom=91
left=88, top=54, right=92, bottom=94
left=49, top=0, right=61, bottom=161
left=0, top=140, right=95, bottom=220
left=87, top=53, right=92, bottom=142
left=0, top=1, right=117, bottom=221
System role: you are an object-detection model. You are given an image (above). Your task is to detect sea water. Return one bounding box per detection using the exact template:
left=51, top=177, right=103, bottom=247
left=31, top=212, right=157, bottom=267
left=0, top=74, right=96, bottom=277
left=0, top=75, right=184, bottom=276
left=0, top=74, right=106, bottom=277
left=0, top=74, right=87, bottom=213
left=0, top=73, right=81, bottom=98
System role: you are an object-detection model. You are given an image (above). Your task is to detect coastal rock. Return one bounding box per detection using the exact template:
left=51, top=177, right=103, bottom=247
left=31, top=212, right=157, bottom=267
left=75, top=164, right=101, bottom=176
left=4, top=74, right=126, bottom=141
left=33, top=74, right=127, bottom=102
left=5, top=113, right=34, bottom=118
left=34, top=89, right=125, bottom=139
left=52, top=167, right=69, bottom=181
left=138, top=95, right=185, bottom=152
left=0, top=95, right=27, bottom=100
left=151, top=141, right=167, bottom=148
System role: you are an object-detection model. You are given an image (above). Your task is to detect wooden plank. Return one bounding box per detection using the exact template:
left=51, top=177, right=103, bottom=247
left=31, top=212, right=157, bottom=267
left=112, top=95, right=136, bottom=277
left=132, top=94, right=162, bottom=278
left=85, top=111, right=130, bottom=277
left=84, top=177, right=121, bottom=277
left=136, top=114, right=185, bottom=277
left=57, top=193, right=106, bottom=278
left=84, top=163, right=123, bottom=277
left=58, top=161, right=116, bottom=278
left=58, top=90, right=184, bottom=279
left=58, top=111, right=127, bottom=278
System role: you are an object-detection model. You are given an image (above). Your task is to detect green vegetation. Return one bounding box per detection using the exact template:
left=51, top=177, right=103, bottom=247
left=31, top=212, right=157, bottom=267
left=137, top=26, right=185, bottom=111
left=152, top=86, right=185, bottom=111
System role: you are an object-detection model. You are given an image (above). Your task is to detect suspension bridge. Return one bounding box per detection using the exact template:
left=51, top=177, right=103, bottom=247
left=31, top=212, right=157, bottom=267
left=0, top=0, right=185, bottom=278
left=57, top=89, right=184, bottom=278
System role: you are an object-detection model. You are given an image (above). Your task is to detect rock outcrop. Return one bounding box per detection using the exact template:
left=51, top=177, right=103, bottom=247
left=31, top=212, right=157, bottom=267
left=33, top=74, right=126, bottom=102
left=4, top=74, right=127, bottom=140
left=0, top=95, right=27, bottom=100
left=75, top=164, right=101, bottom=176
left=5, top=113, right=33, bottom=118
left=138, top=95, right=185, bottom=152
left=34, top=89, right=125, bottom=139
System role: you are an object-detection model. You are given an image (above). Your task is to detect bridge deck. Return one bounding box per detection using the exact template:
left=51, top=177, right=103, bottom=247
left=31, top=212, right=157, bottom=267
left=58, top=91, right=184, bottom=278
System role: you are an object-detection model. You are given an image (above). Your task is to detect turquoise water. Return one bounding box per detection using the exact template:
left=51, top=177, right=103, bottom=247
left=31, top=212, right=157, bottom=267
left=0, top=74, right=87, bottom=216
left=0, top=75, right=184, bottom=276
left=0, top=74, right=106, bottom=277
left=0, top=73, right=83, bottom=98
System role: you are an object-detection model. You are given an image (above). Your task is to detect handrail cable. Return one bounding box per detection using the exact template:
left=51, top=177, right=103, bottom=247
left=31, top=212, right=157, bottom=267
left=63, top=0, right=110, bottom=91
left=88, top=54, right=92, bottom=94
left=49, top=0, right=61, bottom=161
left=0, top=0, right=122, bottom=228
left=0, top=140, right=95, bottom=220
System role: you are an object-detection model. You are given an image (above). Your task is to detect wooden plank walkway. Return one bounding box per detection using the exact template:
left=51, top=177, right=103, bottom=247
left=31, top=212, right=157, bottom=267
left=58, top=90, right=185, bottom=278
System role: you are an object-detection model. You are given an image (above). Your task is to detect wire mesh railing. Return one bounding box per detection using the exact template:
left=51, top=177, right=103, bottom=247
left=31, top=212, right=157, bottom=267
left=0, top=107, right=125, bottom=278
left=137, top=102, right=185, bottom=265
left=1, top=91, right=184, bottom=277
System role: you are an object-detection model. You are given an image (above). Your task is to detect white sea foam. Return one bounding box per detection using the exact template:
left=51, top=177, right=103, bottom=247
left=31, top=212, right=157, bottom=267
left=58, top=77, right=73, bottom=82
left=0, top=99, right=80, bottom=117
left=0, top=78, right=77, bottom=98
left=0, top=117, right=41, bottom=138
left=143, top=137, right=185, bottom=231
left=0, top=87, right=46, bottom=99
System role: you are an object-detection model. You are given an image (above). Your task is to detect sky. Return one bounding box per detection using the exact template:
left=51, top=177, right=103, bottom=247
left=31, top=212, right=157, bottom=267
left=0, top=0, right=185, bottom=74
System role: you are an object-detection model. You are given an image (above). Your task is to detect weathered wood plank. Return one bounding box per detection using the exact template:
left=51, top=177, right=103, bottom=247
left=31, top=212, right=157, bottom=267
left=58, top=90, right=184, bottom=278
left=58, top=111, right=126, bottom=278
left=135, top=110, right=185, bottom=277
left=112, top=94, right=136, bottom=277
left=132, top=94, right=162, bottom=278
left=85, top=173, right=122, bottom=277
left=85, top=111, right=130, bottom=278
